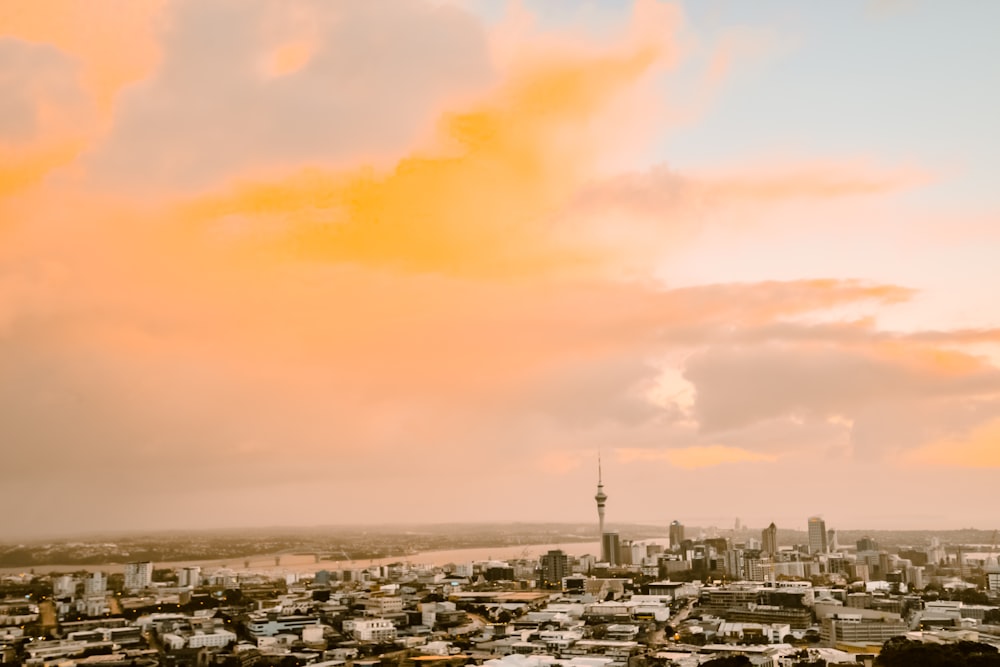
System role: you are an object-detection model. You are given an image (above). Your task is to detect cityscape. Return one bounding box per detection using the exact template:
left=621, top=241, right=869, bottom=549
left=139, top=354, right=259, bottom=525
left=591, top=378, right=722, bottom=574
left=4, top=1, right=1000, bottom=666
left=1, top=467, right=1000, bottom=665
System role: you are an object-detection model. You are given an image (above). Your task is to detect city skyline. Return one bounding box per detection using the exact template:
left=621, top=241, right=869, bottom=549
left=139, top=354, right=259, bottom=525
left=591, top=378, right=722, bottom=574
left=3, top=1, right=1000, bottom=537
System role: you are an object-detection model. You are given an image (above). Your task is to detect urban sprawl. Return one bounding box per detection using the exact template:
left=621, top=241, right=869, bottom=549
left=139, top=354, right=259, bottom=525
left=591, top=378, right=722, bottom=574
left=2, top=474, right=999, bottom=666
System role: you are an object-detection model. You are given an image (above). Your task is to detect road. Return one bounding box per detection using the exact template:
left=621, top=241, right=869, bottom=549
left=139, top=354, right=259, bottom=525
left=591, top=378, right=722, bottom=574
left=671, top=598, right=696, bottom=624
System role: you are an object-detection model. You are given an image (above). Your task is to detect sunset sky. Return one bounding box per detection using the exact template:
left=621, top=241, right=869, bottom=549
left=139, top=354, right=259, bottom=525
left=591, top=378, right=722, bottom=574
left=3, top=0, right=1000, bottom=539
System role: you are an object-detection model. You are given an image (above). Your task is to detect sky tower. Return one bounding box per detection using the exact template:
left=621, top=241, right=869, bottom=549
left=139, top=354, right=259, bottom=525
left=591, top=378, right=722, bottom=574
left=595, top=453, right=608, bottom=558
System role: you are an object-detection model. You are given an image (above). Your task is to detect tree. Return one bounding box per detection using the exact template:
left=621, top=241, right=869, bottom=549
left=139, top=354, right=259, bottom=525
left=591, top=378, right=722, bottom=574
left=876, top=637, right=1000, bottom=666
left=687, top=632, right=707, bottom=646
left=701, top=657, right=751, bottom=667
left=151, top=568, right=176, bottom=583
left=954, top=588, right=989, bottom=605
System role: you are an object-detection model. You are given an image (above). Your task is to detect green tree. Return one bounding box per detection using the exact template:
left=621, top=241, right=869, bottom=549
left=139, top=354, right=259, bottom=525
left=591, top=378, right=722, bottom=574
left=876, top=637, right=1000, bottom=666
left=701, top=657, right=751, bottom=667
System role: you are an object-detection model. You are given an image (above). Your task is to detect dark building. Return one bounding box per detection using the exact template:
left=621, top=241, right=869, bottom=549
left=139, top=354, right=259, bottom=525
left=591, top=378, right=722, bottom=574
left=540, top=549, right=570, bottom=588
left=857, top=536, right=879, bottom=552
left=706, top=538, right=729, bottom=555
left=898, top=549, right=929, bottom=566
left=602, top=532, right=621, bottom=566
left=619, top=540, right=633, bottom=566
left=669, top=521, right=685, bottom=550
left=484, top=566, right=515, bottom=581
left=762, top=522, right=778, bottom=557
left=808, top=517, right=828, bottom=554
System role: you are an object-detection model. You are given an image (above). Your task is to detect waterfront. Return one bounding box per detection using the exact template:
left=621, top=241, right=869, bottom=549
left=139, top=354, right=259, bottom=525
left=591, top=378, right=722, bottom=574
left=0, top=540, right=611, bottom=576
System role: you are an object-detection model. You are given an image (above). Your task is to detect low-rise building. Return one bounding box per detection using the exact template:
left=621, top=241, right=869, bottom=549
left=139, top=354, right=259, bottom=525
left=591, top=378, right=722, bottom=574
left=345, top=618, right=397, bottom=642
left=247, top=613, right=320, bottom=638
left=820, top=613, right=907, bottom=644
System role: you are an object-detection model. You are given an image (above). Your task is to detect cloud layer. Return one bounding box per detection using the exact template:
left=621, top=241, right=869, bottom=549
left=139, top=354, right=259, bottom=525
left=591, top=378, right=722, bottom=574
left=2, top=0, right=999, bottom=536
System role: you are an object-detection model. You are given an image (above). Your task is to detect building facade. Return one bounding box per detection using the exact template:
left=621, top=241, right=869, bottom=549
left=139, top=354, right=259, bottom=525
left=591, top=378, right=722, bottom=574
left=602, top=532, right=621, bottom=567
left=807, top=517, right=828, bottom=555
left=541, top=550, right=570, bottom=588
left=124, top=561, right=153, bottom=592
left=762, top=523, right=778, bottom=557
left=669, top=521, right=685, bottom=550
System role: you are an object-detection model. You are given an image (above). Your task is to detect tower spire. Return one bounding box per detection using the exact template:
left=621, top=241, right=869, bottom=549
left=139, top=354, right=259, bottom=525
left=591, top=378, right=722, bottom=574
left=595, top=451, right=608, bottom=559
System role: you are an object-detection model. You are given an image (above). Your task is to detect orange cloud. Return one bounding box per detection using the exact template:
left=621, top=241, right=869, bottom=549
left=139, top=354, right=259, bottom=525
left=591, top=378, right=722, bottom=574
left=701, top=162, right=928, bottom=202
left=0, top=1, right=164, bottom=200
left=264, top=40, right=314, bottom=78
left=907, top=419, right=1000, bottom=467
left=570, top=161, right=925, bottom=221
left=1, top=0, right=165, bottom=109
left=539, top=450, right=584, bottom=475
left=180, top=39, right=669, bottom=277
left=617, top=445, right=776, bottom=468
left=4, top=1, right=999, bottom=534
left=0, top=139, right=84, bottom=201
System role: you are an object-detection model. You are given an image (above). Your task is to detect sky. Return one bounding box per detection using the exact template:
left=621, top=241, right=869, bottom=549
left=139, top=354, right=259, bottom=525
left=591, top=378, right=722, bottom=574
left=2, top=0, right=1000, bottom=539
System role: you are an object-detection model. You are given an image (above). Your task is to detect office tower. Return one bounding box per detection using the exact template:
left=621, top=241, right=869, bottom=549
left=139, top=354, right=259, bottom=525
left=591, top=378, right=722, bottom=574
left=807, top=517, right=828, bottom=554
left=602, top=532, right=621, bottom=566
left=595, top=454, right=608, bottom=560
left=856, top=536, right=878, bottom=552
left=619, top=540, right=633, bottom=566
left=827, top=529, right=839, bottom=552
left=762, top=522, right=778, bottom=557
left=670, top=520, right=685, bottom=550
left=540, top=549, right=570, bottom=588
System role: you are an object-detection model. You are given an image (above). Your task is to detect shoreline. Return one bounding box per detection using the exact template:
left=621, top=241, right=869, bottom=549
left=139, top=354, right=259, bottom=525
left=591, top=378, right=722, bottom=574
left=0, top=540, right=616, bottom=576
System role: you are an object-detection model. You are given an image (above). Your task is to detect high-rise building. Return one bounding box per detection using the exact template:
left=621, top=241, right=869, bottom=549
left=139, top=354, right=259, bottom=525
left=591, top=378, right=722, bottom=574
left=807, top=517, right=827, bottom=554
left=827, top=529, right=839, bottom=552
left=595, top=454, right=608, bottom=561
left=986, top=564, right=1000, bottom=593
left=669, top=520, right=685, bottom=550
left=618, top=540, right=633, bottom=566
left=540, top=549, right=570, bottom=588
left=762, top=522, right=778, bottom=557
left=178, top=566, right=201, bottom=588
left=124, top=561, right=153, bottom=592
left=602, top=532, right=621, bottom=566
left=54, top=575, right=75, bottom=598
left=856, top=536, right=878, bottom=552
left=84, top=572, right=107, bottom=596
